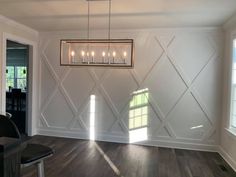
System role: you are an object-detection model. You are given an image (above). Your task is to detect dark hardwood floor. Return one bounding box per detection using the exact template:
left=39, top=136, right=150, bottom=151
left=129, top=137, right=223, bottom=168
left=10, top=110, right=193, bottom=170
left=21, top=136, right=236, bottom=177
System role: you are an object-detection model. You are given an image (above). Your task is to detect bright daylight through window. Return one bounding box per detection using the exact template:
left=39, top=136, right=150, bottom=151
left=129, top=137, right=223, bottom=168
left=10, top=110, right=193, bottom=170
left=231, top=39, right=236, bottom=128
left=6, top=66, right=27, bottom=91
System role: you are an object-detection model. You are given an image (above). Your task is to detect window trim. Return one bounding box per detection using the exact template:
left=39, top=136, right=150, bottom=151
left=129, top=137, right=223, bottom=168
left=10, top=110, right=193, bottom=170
left=225, top=128, right=236, bottom=142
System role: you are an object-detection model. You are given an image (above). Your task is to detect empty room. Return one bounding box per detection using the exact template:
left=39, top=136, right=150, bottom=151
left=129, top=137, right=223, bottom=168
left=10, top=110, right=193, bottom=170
left=1, top=0, right=236, bottom=177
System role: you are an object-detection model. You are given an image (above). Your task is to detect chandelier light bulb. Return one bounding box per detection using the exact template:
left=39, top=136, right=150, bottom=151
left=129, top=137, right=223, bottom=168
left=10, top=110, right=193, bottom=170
left=81, top=51, right=85, bottom=57
left=71, top=50, right=75, bottom=63
left=87, top=52, right=90, bottom=57
left=91, top=51, right=95, bottom=57
left=123, top=51, right=127, bottom=64
left=91, top=51, right=95, bottom=63
left=71, top=51, right=75, bottom=57
left=108, top=52, right=110, bottom=57
left=112, top=51, right=116, bottom=64
left=123, top=51, right=127, bottom=57
left=102, top=51, right=106, bottom=63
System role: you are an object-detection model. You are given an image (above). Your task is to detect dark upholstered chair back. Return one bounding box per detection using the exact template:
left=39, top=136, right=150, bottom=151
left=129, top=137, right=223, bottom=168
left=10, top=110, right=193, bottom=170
left=11, top=88, right=22, bottom=111
left=0, top=115, right=21, bottom=139
left=0, top=115, right=54, bottom=177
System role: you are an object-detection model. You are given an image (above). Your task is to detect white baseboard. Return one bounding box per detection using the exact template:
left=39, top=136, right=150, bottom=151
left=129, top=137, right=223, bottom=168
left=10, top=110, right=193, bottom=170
left=37, top=128, right=218, bottom=152
left=218, top=146, right=236, bottom=172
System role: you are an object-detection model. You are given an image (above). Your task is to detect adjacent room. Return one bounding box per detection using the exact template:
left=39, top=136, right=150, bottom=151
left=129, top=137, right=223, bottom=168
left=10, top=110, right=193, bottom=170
left=6, top=40, right=28, bottom=135
left=0, top=0, right=236, bottom=177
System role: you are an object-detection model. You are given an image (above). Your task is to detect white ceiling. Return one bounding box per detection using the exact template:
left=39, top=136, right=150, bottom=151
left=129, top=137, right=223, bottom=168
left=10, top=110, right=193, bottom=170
left=0, top=0, right=236, bottom=31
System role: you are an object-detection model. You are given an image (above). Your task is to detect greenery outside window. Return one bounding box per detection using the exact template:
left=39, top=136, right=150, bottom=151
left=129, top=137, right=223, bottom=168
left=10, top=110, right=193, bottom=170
left=6, top=66, right=27, bottom=91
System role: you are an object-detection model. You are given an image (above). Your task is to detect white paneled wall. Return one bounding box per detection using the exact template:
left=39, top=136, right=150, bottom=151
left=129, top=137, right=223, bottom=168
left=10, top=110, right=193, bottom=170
left=38, top=28, right=223, bottom=150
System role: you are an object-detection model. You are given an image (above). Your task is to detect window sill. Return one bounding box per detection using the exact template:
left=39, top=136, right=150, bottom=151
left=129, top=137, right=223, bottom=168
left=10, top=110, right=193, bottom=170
left=225, top=128, right=236, bottom=141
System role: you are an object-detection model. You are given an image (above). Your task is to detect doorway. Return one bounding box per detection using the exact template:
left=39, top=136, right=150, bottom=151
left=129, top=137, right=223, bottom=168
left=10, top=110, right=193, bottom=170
left=5, top=40, right=29, bottom=135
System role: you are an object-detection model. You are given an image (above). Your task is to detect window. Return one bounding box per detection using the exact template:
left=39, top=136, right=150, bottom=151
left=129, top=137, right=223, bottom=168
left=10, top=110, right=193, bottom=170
left=6, top=66, right=27, bottom=91
left=231, top=39, right=236, bottom=128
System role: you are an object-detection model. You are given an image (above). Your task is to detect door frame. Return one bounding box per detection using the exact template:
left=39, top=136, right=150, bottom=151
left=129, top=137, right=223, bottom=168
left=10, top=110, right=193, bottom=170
left=1, top=32, right=38, bottom=136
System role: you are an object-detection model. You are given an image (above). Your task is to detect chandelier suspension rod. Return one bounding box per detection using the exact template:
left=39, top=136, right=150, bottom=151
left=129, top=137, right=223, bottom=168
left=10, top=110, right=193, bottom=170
left=87, top=0, right=90, bottom=40
left=108, top=0, right=111, bottom=40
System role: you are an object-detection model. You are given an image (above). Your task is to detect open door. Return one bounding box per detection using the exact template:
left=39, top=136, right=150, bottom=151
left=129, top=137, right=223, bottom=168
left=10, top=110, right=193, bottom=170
left=5, top=40, right=29, bottom=135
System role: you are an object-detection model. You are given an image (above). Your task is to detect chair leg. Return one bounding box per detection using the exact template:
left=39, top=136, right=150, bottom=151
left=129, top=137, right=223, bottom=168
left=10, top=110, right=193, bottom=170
left=37, top=161, right=45, bottom=177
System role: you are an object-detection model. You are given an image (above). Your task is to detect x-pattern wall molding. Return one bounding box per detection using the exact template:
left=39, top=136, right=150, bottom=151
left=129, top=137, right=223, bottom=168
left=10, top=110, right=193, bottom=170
left=38, top=29, right=223, bottom=148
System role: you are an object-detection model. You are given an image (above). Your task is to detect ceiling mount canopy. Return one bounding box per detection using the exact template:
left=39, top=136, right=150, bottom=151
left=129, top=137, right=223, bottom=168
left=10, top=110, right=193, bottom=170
left=60, top=0, right=134, bottom=68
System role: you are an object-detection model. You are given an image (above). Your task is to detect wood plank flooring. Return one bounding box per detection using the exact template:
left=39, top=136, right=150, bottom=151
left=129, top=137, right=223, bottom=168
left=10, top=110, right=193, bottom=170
left=21, top=136, right=236, bottom=177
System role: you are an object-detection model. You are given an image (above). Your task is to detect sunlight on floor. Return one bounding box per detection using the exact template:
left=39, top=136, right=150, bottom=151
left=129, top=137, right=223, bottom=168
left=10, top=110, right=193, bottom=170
left=94, top=143, right=124, bottom=177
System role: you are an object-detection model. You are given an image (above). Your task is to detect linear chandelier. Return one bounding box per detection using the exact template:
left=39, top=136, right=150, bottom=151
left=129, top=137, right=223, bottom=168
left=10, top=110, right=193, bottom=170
left=60, top=0, right=134, bottom=67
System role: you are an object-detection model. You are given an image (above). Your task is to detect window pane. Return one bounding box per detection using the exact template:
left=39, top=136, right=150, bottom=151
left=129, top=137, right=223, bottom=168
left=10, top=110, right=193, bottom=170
left=134, top=116, right=142, bottom=128
left=233, top=101, right=236, bottom=115
left=134, top=108, right=141, bottom=117
left=129, top=119, right=134, bottom=129
left=6, top=66, right=14, bottom=79
left=232, top=40, right=236, bottom=128
left=233, top=85, right=236, bottom=100
left=17, top=79, right=26, bottom=90
left=129, top=110, right=134, bottom=118
left=143, top=95, right=148, bottom=104
left=130, top=98, right=134, bottom=107
left=17, top=67, right=27, bottom=78
left=142, top=115, right=148, bottom=126
left=6, top=79, right=14, bottom=91
left=142, top=106, right=148, bottom=115
left=232, top=115, right=236, bottom=128
left=136, top=95, right=142, bottom=105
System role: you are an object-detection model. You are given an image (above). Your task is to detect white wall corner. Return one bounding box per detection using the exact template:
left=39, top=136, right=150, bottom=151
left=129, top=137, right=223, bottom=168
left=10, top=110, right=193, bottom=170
left=0, top=14, right=38, bottom=37
left=223, top=12, right=236, bottom=31
left=218, top=146, right=236, bottom=172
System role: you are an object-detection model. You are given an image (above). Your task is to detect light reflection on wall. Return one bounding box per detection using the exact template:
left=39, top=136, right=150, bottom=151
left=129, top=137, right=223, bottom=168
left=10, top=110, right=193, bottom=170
left=190, top=125, right=203, bottom=130
left=129, top=88, right=149, bottom=143
left=90, top=95, right=96, bottom=140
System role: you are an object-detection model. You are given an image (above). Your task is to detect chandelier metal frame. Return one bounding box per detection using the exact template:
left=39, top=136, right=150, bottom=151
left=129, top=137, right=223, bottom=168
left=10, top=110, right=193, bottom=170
left=60, top=0, right=134, bottom=68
